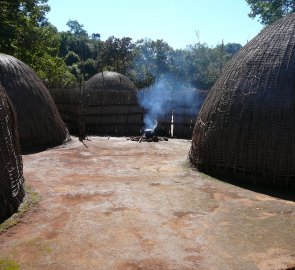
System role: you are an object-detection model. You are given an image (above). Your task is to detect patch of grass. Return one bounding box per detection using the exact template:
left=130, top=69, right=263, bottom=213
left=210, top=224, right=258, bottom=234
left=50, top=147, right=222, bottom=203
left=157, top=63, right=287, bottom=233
left=0, top=259, right=20, bottom=270
left=0, top=185, right=41, bottom=233
left=0, top=219, right=17, bottom=233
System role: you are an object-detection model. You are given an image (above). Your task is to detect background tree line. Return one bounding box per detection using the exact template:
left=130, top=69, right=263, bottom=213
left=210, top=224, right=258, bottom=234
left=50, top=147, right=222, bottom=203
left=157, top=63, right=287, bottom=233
left=1, top=0, right=292, bottom=90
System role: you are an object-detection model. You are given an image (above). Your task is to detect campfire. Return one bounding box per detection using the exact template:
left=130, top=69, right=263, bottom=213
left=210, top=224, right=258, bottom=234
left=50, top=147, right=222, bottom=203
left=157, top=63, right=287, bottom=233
left=128, top=127, right=168, bottom=143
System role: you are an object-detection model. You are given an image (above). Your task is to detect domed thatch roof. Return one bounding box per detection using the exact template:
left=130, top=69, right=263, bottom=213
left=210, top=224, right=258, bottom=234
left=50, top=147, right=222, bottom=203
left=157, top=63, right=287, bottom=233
left=189, top=14, right=295, bottom=188
left=0, top=85, right=25, bottom=223
left=85, top=71, right=137, bottom=92
left=82, top=71, right=142, bottom=136
left=0, top=54, right=69, bottom=151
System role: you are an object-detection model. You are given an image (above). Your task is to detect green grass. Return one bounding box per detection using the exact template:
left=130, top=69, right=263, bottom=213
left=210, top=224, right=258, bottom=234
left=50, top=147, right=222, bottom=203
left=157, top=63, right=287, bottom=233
left=0, top=185, right=41, bottom=233
left=0, top=260, right=20, bottom=270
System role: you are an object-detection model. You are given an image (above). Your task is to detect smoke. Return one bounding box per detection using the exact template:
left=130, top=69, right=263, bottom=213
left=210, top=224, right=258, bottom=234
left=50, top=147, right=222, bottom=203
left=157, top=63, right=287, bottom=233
left=137, top=74, right=201, bottom=129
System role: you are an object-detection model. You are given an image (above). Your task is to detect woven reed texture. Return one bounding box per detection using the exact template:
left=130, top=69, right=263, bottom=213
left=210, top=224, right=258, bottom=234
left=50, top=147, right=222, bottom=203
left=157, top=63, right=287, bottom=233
left=0, top=54, right=69, bottom=151
left=50, top=72, right=144, bottom=136
left=189, top=13, right=295, bottom=188
left=85, top=71, right=143, bottom=136
left=0, top=85, right=25, bottom=223
left=49, top=88, right=83, bottom=135
left=85, top=71, right=137, bottom=91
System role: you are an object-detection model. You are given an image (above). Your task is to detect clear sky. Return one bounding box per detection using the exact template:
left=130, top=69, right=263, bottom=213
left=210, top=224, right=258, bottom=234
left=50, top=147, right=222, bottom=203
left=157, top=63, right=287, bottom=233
left=46, top=0, right=264, bottom=49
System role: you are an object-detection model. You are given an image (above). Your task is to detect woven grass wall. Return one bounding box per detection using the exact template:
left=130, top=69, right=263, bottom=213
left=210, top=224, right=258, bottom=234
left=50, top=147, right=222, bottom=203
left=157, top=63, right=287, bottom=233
left=50, top=72, right=144, bottom=137
left=189, top=14, right=295, bottom=188
left=0, top=85, right=25, bottom=223
left=49, top=88, right=83, bottom=135
left=172, top=91, right=202, bottom=139
left=0, top=54, right=69, bottom=151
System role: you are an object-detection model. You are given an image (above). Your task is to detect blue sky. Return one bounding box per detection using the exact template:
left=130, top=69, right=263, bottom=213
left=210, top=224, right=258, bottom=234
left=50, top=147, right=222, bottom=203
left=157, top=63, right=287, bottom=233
left=46, top=0, right=264, bottom=49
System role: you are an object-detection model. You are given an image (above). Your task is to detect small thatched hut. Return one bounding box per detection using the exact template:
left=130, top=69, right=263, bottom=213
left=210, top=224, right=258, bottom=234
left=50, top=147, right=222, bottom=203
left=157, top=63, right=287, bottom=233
left=84, top=71, right=143, bottom=136
left=189, top=14, right=295, bottom=188
left=0, top=85, right=25, bottom=223
left=0, top=54, right=69, bottom=151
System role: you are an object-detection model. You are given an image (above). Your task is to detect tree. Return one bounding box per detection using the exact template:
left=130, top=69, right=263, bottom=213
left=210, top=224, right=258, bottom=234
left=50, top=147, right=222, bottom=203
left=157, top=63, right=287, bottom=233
left=66, top=20, right=88, bottom=37
left=246, top=0, right=295, bottom=25
left=224, top=43, right=242, bottom=55
left=169, top=42, right=241, bottom=91
left=58, top=20, right=102, bottom=81
left=0, top=0, right=50, bottom=55
left=97, top=36, right=135, bottom=74
left=64, top=51, right=81, bottom=66
left=0, top=1, right=77, bottom=88
left=130, top=38, right=174, bottom=88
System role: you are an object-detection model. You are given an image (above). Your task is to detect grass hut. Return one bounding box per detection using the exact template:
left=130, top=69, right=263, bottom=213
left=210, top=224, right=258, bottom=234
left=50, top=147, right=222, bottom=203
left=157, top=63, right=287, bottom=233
left=0, top=85, right=25, bottom=223
left=84, top=71, right=143, bottom=136
left=0, top=54, right=69, bottom=151
left=189, top=14, right=295, bottom=189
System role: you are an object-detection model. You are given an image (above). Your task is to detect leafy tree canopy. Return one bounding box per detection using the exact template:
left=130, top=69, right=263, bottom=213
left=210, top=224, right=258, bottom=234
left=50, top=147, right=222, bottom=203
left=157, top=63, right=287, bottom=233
left=66, top=20, right=88, bottom=37
left=0, top=0, right=77, bottom=88
left=0, top=1, right=242, bottom=91
left=246, top=0, right=295, bottom=25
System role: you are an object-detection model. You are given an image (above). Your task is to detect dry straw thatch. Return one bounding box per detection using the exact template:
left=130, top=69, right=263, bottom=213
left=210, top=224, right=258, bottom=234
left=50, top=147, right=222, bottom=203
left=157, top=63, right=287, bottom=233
left=84, top=71, right=143, bottom=136
left=49, top=87, right=82, bottom=135
left=0, top=54, right=69, bottom=151
left=189, top=14, right=295, bottom=188
left=0, top=85, right=25, bottom=223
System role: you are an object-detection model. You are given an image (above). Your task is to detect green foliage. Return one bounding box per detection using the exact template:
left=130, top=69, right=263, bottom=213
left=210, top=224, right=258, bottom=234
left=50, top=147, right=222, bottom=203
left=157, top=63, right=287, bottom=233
left=79, top=59, right=97, bottom=80
left=65, top=51, right=81, bottom=66
left=66, top=19, right=88, bottom=37
left=97, top=36, right=136, bottom=74
left=0, top=1, right=78, bottom=88
left=35, top=54, right=77, bottom=88
left=130, top=39, right=174, bottom=88
left=246, top=0, right=295, bottom=25
left=0, top=0, right=241, bottom=91
left=0, top=0, right=50, bottom=55
left=129, top=40, right=241, bottom=90
left=58, top=21, right=102, bottom=82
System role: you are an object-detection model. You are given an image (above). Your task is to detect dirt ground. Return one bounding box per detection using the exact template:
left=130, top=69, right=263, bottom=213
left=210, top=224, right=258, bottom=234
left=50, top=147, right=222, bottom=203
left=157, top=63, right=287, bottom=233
left=0, top=136, right=294, bottom=270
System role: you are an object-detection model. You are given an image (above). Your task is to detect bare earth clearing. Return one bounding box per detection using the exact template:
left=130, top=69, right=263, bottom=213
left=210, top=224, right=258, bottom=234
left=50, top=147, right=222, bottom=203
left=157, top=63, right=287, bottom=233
left=0, top=137, right=294, bottom=270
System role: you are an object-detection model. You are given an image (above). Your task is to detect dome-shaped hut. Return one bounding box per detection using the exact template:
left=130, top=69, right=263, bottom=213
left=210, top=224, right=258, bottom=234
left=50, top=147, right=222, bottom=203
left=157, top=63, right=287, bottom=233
left=84, top=71, right=143, bottom=136
left=189, top=14, right=295, bottom=188
left=0, top=54, right=69, bottom=151
left=0, top=85, right=25, bottom=223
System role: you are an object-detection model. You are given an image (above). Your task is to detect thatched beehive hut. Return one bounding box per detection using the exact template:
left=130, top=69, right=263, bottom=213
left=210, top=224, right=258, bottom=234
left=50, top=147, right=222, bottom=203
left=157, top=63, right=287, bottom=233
left=0, top=54, right=69, bottom=151
left=0, top=85, right=25, bottom=223
left=84, top=71, right=143, bottom=136
left=189, top=14, right=295, bottom=188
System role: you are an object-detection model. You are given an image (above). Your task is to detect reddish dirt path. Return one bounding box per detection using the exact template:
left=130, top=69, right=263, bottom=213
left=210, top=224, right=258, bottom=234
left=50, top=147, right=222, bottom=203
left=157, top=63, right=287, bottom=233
left=0, top=137, right=294, bottom=270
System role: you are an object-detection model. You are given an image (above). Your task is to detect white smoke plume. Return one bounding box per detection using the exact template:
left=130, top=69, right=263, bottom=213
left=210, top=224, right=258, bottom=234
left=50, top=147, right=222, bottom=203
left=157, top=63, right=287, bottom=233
left=137, top=74, right=201, bottom=130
